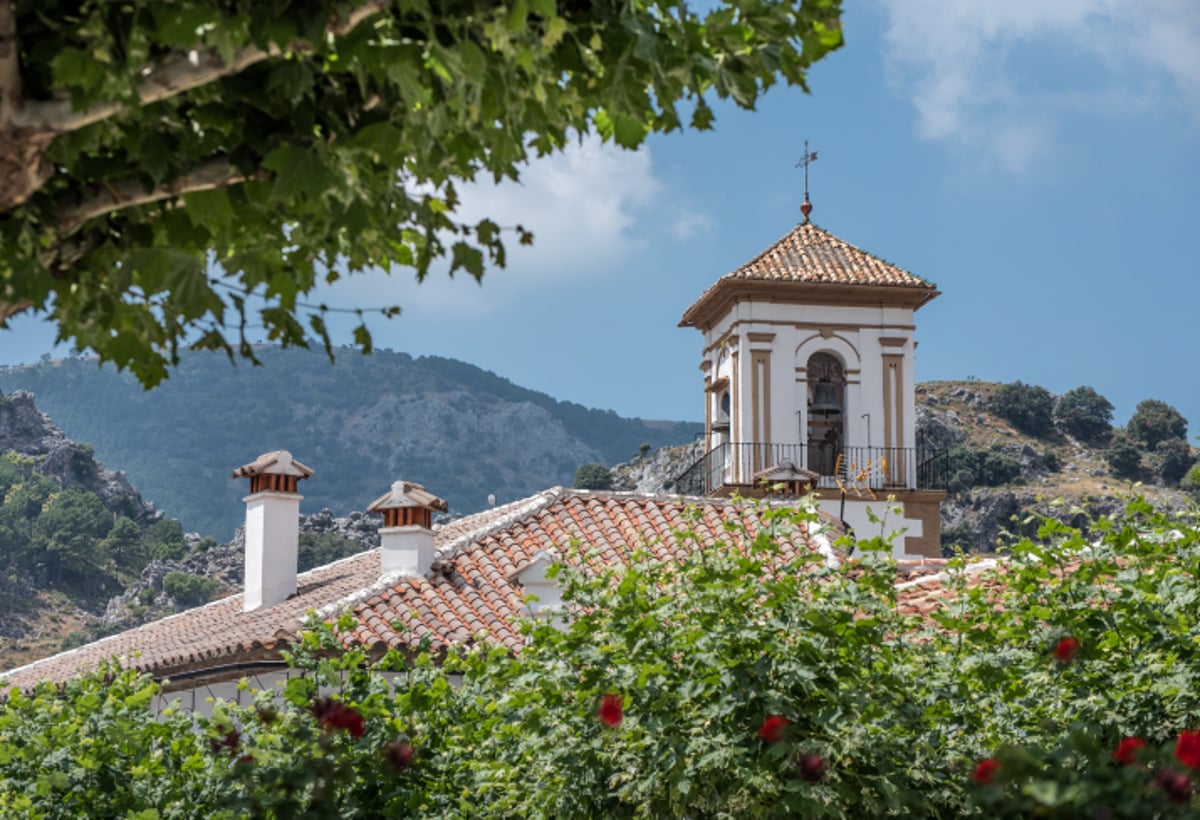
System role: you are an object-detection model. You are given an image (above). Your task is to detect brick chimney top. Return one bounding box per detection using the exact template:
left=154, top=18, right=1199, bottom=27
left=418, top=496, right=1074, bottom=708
left=368, top=480, right=447, bottom=517
left=233, top=450, right=313, bottom=496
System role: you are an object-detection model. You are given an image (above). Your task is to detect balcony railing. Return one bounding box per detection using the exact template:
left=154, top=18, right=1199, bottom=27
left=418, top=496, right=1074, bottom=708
left=674, top=442, right=949, bottom=497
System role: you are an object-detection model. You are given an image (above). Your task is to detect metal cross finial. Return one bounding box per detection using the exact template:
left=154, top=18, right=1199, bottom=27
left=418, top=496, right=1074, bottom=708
left=795, top=140, right=818, bottom=222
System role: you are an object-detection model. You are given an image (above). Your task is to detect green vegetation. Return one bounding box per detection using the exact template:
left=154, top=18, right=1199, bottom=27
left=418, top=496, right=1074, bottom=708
left=1106, top=432, right=1144, bottom=480
left=948, top=445, right=1022, bottom=494
left=0, top=0, right=843, bottom=386
left=0, top=449, right=187, bottom=603
left=299, top=532, right=366, bottom=573
left=0, top=348, right=698, bottom=536
left=3, top=498, right=1200, bottom=816
left=992, top=381, right=1055, bottom=436
left=162, top=572, right=224, bottom=608
left=1128, top=399, right=1189, bottom=450
left=1053, top=385, right=1114, bottom=443
left=573, top=463, right=614, bottom=491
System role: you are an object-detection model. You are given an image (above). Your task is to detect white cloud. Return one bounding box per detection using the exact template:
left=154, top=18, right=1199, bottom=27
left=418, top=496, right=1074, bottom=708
left=316, top=135, right=709, bottom=318
left=878, top=0, right=1200, bottom=169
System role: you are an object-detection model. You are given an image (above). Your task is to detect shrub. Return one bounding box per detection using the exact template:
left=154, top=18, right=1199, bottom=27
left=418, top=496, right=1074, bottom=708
left=573, top=463, right=613, bottom=490
left=1053, top=386, right=1113, bottom=443
left=145, top=518, right=187, bottom=561
left=1128, top=399, right=1188, bottom=450
left=1154, top=438, right=1195, bottom=485
left=1105, top=432, right=1143, bottom=479
left=161, top=571, right=223, bottom=608
left=8, top=499, right=1200, bottom=815
left=1042, top=450, right=1061, bottom=472
left=947, top=446, right=1022, bottom=493
left=992, top=381, right=1055, bottom=436
left=299, top=532, right=364, bottom=572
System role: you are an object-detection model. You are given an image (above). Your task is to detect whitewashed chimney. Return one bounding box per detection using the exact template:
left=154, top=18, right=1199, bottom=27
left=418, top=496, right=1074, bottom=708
left=232, top=450, right=313, bottom=611
left=368, top=480, right=448, bottom=576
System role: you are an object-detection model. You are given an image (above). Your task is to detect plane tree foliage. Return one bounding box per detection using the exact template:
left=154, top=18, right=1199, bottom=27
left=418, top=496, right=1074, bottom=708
left=4, top=497, right=1200, bottom=816
left=0, top=0, right=844, bottom=386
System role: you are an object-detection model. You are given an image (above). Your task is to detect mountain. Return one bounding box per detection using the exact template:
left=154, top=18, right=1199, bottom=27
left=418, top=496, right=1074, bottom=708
left=0, top=347, right=701, bottom=538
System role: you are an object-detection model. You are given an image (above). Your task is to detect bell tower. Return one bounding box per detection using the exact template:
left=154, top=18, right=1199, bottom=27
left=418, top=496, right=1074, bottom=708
left=676, top=220, right=948, bottom=558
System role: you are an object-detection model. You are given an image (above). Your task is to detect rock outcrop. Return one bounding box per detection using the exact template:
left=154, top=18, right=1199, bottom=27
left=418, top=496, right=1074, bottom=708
left=0, top=389, right=156, bottom=521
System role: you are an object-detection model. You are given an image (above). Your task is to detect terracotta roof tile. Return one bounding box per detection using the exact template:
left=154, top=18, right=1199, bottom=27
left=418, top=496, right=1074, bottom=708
left=680, top=223, right=939, bottom=328
left=2, top=489, right=835, bottom=690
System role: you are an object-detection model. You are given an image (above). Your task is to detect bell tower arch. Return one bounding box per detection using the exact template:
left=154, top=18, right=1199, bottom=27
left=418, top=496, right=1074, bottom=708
left=678, top=221, right=947, bottom=558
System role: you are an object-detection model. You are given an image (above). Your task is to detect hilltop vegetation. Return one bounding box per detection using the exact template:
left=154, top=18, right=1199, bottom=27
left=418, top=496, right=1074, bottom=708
left=920, top=380, right=1196, bottom=552
left=0, top=347, right=699, bottom=537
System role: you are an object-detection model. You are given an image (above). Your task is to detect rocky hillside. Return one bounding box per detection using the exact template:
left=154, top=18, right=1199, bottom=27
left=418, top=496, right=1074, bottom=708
left=611, top=381, right=1196, bottom=554
left=0, top=347, right=700, bottom=538
left=0, top=390, right=156, bottom=521
left=0, top=390, right=166, bottom=670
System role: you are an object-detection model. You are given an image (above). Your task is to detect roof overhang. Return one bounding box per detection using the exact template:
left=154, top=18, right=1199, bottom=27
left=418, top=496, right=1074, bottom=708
left=679, top=281, right=941, bottom=332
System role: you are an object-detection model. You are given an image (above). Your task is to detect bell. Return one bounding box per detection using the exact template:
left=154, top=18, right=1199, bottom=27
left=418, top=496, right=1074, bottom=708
left=809, top=381, right=842, bottom=415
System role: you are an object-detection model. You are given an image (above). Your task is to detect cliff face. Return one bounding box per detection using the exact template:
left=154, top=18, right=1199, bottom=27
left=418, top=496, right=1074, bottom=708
left=0, top=389, right=155, bottom=520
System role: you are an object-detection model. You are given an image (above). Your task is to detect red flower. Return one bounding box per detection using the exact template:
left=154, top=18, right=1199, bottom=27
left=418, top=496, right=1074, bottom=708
left=209, top=729, right=240, bottom=756
left=1155, top=770, right=1195, bottom=804
left=1176, top=730, right=1200, bottom=769
left=796, top=752, right=825, bottom=783
left=311, top=698, right=366, bottom=738
left=1113, top=737, right=1147, bottom=766
left=971, top=758, right=1000, bottom=785
left=598, top=693, right=623, bottom=728
left=384, top=741, right=416, bottom=770
left=1053, top=636, right=1081, bottom=663
left=757, top=715, right=790, bottom=744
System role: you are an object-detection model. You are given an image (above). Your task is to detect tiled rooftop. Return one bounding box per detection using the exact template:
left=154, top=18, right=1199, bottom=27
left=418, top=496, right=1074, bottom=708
left=680, top=222, right=939, bottom=327
left=725, top=223, right=935, bottom=289
left=0, top=489, right=830, bottom=690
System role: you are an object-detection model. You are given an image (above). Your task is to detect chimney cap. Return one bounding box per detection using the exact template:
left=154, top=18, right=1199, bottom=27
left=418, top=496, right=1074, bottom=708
left=368, top=480, right=448, bottom=514
left=232, top=450, right=314, bottom=480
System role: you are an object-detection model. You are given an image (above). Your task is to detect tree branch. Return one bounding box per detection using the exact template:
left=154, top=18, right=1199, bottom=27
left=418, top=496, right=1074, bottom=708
left=57, top=156, right=262, bottom=235
left=0, top=298, right=31, bottom=325
left=7, top=0, right=389, bottom=133
left=0, top=0, right=19, bottom=122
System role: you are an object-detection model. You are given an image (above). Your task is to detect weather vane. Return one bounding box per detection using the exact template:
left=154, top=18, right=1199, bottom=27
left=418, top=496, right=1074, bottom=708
left=796, top=140, right=818, bottom=222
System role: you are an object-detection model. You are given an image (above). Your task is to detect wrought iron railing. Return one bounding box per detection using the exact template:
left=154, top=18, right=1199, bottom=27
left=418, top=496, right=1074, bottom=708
left=674, top=442, right=949, bottom=497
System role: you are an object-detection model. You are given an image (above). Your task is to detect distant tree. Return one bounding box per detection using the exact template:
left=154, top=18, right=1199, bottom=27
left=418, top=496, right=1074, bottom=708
left=1053, top=386, right=1113, bottom=443
left=101, top=517, right=147, bottom=571
left=299, top=532, right=365, bottom=573
left=573, top=464, right=613, bottom=491
left=947, top=446, right=1022, bottom=494
left=992, top=382, right=1055, bottom=436
left=33, top=487, right=113, bottom=581
left=145, top=518, right=188, bottom=561
left=1127, top=400, right=1188, bottom=450
left=162, top=572, right=223, bottom=608
left=1153, top=438, right=1195, bottom=485
left=1105, top=432, right=1143, bottom=480
left=1182, top=465, right=1200, bottom=499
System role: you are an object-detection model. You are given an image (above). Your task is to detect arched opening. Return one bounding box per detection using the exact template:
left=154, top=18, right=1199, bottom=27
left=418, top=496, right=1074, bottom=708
left=806, top=352, right=845, bottom=476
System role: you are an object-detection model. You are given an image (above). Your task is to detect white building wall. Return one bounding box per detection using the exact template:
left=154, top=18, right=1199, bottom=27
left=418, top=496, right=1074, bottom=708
left=700, top=302, right=920, bottom=454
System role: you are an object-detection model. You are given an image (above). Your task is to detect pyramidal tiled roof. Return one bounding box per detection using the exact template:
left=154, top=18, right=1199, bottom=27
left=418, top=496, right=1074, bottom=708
left=730, top=222, right=934, bottom=288
left=681, top=222, right=939, bottom=327
left=0, top=489, right=833, bottom=691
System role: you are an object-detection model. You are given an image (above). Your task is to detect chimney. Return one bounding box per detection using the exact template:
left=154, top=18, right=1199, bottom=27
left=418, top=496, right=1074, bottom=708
left=367, top=480, right=448, bottom=576
left=232, top=450, right=313, bottom=611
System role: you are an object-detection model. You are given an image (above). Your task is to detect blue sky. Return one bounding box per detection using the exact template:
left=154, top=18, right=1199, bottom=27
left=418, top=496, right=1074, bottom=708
left=3, top=1, right=1199, bottom=435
